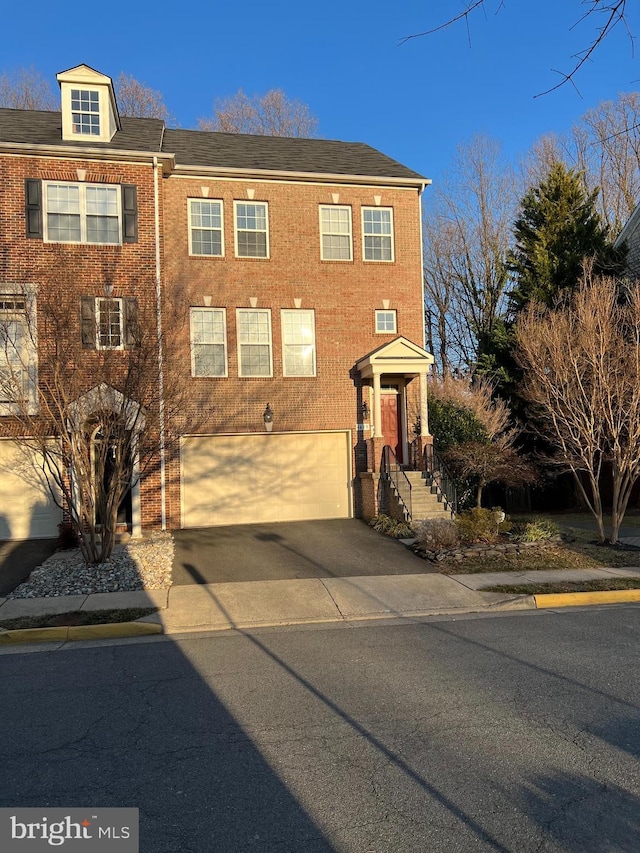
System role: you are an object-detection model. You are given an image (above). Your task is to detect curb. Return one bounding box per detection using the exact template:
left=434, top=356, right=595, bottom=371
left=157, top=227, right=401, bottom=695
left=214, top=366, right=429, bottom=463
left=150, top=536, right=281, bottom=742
left=0, top=621, right=163, bottom=645
left=534, top=589, right=640, bottom=609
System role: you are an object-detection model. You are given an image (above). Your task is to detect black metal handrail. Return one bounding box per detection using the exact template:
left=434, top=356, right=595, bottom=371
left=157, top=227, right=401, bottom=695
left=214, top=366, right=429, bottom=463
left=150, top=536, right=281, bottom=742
left=423, top=443, right=458, bottom=515
left=381, top=445, right=412, bottom=521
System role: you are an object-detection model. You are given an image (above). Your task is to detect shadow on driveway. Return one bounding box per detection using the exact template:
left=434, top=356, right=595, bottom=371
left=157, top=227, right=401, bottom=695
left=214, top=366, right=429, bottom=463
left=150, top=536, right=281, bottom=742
left=173, top=518, right=436, bottom=585
left=0, top=538, right=58, bottom=596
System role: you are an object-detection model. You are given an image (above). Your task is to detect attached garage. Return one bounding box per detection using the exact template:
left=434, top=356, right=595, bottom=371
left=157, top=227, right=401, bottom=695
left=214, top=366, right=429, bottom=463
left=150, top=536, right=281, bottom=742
left=0, top=440, right=62, bottom=539
left=181, top=431, right=352, bottom=527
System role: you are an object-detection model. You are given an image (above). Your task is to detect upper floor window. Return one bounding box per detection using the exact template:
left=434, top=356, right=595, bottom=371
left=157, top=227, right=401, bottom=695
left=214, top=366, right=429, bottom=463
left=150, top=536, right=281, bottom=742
left=71, top=88, right=101, bottom=136
left=190, top=308, right=227, bottom=376
left=281, top=310, right=316, bottom=376
left=44, top=182, right=120, bottom=244
left=234, top=202, right=269, bottom=258
left=362, top=207, right=394, bottom=261
left=375, top=309, right=397, bottom=334
left=320, top=205, right=352, bottom=261
left=189, top=200, right=224, bottom=257
left=236, top=308, right=272, bottom=376
left=81, top=296, right=138, bottom=350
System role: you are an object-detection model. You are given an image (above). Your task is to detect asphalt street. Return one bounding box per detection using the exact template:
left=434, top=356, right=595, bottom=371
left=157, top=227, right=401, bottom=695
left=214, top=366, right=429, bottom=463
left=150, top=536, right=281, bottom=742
left=1, top=606, right=639, bottom=852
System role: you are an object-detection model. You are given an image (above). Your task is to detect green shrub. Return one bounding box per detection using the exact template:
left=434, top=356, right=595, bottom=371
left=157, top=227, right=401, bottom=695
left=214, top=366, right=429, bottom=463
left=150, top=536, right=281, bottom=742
left=368, top=514, right=414, bottom=539
left=455, top=507, right=511, bottom=544
left=511, top=516, right=560, bottom=542
left=414, top=518, right=460, bottom=549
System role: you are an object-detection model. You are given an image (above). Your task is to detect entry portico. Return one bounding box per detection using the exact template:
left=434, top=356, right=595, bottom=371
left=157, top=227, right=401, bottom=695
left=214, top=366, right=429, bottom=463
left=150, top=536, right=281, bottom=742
left=356, top=336, right=435, bottom=472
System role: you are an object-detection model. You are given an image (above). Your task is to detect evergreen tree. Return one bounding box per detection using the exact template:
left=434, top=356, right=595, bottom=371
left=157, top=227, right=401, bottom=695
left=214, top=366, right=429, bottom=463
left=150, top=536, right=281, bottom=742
left=508, top=161, right=621, bottom=313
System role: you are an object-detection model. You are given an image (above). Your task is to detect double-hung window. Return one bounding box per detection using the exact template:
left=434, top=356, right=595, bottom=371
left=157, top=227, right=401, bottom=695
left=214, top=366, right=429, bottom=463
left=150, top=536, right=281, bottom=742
left=234, top=202, right=269, bottom=258
left=45, top=182, right=120, bottom=244
left=96, top=298, right=124, bottom=350
left=71, top=88, right=101, bottom=136
left=362, top=207, right=394, bottom=261
left=320, top=205, right=352, bottom=260
left=190, top=308, right=227, bottom=377
left=236, top=309, right=272, bottom=377
left=81, top=296, right=138, bottom=350
left=281, top=310, right=316, bottom=376
left=0, top=295, right=28, bottom=404
left=189, top=200, right=224, bottom=256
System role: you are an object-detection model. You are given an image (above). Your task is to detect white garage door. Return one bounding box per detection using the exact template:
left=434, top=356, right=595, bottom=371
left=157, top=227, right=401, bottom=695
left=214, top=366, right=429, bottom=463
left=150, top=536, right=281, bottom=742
left=0, top=440, right=62, bottom=539
left=181, top=431, right=352, bottom=527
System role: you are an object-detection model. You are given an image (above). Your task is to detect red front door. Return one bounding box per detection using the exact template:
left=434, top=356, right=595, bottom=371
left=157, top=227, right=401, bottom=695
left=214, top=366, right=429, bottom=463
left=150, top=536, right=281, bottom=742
left=381, top=393, right=403, bottom=463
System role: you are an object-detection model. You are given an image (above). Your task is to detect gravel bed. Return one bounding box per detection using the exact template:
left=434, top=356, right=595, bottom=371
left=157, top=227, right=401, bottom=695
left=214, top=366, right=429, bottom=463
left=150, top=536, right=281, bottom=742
left=7, top=532, right=174, bottom=599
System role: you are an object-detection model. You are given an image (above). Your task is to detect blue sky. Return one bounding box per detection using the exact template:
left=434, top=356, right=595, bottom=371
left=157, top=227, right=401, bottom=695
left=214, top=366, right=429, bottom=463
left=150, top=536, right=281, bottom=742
left=2, top=1, right=639, bottom=193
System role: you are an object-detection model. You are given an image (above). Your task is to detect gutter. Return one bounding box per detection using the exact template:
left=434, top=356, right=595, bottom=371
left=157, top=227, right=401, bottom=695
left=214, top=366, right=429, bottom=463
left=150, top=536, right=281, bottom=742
left=0, top=141, right=175, bottom=173
left=153, top=156, right=167, bottom=531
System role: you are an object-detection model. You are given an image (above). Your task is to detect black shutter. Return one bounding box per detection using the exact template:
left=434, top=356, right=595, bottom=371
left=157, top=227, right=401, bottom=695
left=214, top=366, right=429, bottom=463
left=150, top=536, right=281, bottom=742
left=25, top=179, right=42, bottom=239
left=124, top=297, right=139, bottom=348
left=122, top=185, right=138, bottom=243
left=81, top=297, right=96, bottom=349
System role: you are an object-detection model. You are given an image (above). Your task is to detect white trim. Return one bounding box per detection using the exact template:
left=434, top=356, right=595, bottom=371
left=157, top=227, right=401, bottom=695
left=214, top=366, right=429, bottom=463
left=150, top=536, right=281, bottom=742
left=188, top=198, right=225, bottom=257
left=319, top=204, right=353, bottom=261
left=236, top=307, right=273, bottom=377
left=95, top=297, right=124, bottom=350
left=233, top=200, right=270, bottom=259
left=362, top=206, right=395, bottom=262
left=190, top=307, right=228, bottom=377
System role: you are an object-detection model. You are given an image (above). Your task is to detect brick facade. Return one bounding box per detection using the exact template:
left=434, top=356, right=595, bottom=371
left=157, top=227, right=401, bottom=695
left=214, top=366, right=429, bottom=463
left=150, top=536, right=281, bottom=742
left=0, top=64, right=429, bottom=537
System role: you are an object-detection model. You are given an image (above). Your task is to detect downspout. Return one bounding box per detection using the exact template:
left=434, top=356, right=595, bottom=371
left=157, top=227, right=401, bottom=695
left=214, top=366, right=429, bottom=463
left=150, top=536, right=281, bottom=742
left=153, top=156, right=167, bottom=530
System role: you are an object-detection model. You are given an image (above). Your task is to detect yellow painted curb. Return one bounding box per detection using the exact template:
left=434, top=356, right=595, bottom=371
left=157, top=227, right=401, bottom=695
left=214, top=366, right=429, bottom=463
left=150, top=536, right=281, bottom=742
left=535, top=589, right=640, bottom=608
left=0, top=621, right=162, bottom=645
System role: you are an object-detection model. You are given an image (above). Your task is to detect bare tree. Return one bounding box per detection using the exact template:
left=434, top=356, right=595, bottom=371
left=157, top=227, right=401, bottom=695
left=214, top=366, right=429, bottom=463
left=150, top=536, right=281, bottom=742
left=198, top=88, right=319, bottom=137
left=401, top=2, right=632, bottom=95
left=0, top=67, right=56, bottom=110
left=515, top=271, right=640, bottom=543
left=0, top=253, right=192, bottom=564
left=115, top=72, right=170, bottom=121
left=423, top=134, right=517, bottom=375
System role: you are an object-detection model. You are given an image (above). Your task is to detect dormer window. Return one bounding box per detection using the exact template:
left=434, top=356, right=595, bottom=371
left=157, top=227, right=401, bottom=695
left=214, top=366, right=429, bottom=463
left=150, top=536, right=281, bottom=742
left=71, top=89, right=101, bottom=136
left=57, top=65, right=120, bottom=143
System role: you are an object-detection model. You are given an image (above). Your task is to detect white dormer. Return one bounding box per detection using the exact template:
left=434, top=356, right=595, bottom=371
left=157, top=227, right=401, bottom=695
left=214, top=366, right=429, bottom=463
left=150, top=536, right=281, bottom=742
left=56, top=65, right=120, bottom=144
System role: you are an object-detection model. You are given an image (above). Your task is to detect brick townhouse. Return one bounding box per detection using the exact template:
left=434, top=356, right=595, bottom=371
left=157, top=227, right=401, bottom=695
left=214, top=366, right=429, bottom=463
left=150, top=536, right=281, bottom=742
left=0, top=64, right=436, bottom=540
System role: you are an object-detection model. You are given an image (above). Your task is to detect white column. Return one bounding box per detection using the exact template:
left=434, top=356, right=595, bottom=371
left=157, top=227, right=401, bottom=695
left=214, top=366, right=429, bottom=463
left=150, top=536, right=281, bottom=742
left=373, top=373, right=383, bottom=438
left=399, top=382, right=409, bottom=462
left=420, top=371, right=430, bottom=436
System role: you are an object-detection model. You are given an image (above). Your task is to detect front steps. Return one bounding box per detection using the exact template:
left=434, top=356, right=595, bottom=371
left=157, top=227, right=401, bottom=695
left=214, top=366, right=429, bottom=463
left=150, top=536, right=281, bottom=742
left=387, top=470, right=452, bottom=523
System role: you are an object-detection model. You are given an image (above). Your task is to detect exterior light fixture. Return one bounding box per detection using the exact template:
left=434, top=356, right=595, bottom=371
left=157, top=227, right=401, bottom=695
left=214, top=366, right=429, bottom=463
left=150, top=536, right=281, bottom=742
left=104, top=283, right=114, bottom=298
left=361, top=400, right=370, bottom=420
left=263, top=403, right=274, bottom=432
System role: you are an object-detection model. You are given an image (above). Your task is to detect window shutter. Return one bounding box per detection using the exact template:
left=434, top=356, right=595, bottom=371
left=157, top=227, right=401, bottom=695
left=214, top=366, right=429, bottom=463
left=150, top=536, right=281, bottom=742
left=124, top=297, right=139, bottom=348
left=80, top=297, right=96, bottom=349
left=122, top=185, right=138, bottom=243
left=25, top=179, right=42, bottom=239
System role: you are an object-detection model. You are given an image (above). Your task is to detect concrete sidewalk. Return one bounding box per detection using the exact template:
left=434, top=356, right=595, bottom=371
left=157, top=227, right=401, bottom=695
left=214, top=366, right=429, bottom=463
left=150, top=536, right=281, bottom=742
left=2, top=565, right=640, bottom=645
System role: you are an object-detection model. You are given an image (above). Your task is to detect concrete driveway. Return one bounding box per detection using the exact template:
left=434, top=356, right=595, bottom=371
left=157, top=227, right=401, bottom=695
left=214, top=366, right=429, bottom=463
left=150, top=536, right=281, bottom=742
left=0, top=538, right=58, bottom=596
left=172, top=518, right=436, bottom=585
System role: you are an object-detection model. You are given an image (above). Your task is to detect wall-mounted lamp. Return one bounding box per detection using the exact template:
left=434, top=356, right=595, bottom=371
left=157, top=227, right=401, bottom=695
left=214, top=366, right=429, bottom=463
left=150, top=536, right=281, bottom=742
left=361, top=400, right=370, bottom=421
left=104, top=283, right=114, bottom=298
left=263, top=403, right=274, bottom=432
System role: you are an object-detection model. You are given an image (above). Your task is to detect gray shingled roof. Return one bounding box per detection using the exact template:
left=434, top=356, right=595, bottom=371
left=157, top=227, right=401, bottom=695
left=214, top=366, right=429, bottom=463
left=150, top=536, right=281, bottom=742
left=162, top=128, right=425, bottom=180
left=0, top=109, right=425, bottom=181
left=0, top=109, right=165, bottom=152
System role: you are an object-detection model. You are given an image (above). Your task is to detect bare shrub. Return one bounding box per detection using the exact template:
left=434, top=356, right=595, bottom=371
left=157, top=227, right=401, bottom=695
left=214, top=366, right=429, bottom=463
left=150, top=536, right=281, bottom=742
left=414, top=518, right=460, bottom=550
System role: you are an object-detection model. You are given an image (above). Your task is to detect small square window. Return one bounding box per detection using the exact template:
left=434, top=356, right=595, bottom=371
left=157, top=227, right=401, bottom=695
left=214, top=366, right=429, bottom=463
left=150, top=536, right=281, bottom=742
left=363, top=207, right=394, bottom=261
left=234, top=202, right=269, bottom=258
left=375, top=310, right=397, bottom=334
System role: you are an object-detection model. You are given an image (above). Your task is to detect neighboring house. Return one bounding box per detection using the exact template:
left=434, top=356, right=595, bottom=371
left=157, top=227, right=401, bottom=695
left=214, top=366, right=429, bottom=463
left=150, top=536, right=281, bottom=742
left=615, top=201, right=640, bottom=280
left=0, top=64, right=436, bottom=540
